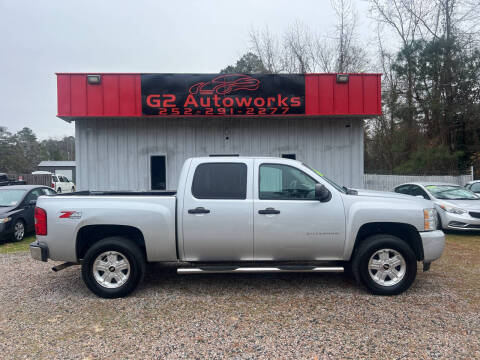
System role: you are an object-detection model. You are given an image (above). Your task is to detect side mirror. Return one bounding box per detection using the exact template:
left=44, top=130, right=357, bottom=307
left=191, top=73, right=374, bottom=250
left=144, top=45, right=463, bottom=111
left=315, top=184, right=331, bottom=202
left=29, top=199, right=37, bottom=206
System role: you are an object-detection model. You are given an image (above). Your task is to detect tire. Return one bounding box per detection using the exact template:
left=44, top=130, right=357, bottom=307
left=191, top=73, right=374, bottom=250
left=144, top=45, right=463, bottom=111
left=437, top=213, right=443, bottom=230
left=71, top=187, right=75, bottom=192
left=352, top=234, right=417, bottom=296
left=81, top=237, right=145, bottom=298
left=12, top=219, right=25, bottom=242
left=57, top=188, right=62, bottom=193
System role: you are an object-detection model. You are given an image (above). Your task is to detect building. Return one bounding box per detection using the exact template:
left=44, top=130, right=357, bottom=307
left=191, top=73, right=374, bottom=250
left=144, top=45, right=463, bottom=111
left=56, top=73, right=381, bottom=191
left=37, top=161, right=76, bottom=183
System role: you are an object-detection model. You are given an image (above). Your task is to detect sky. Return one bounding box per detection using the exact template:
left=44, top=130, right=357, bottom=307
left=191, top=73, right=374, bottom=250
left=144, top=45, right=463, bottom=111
left=0, top=0, right=375, bottom=139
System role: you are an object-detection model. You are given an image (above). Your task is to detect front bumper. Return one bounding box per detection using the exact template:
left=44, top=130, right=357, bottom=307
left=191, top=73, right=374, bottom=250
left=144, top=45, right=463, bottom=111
left=0, top=222, right=13, bottom=241
left=30, top=241, right=48, bottom=262
left=420, top=230, right=445, bottom=263
left=440, top=211, right=480, bottom=231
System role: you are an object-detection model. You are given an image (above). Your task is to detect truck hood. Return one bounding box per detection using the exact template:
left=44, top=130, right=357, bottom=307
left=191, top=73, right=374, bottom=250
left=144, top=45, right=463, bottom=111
left=354, top=189, right=414, bottom=199
left=435, top=199, right=480, bottom=211
left=353, top=189, right=427, bottom=202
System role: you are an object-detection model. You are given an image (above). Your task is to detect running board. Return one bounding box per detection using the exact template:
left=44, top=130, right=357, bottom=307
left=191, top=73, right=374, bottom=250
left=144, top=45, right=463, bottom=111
left=177, top=266, right=344, bottom=274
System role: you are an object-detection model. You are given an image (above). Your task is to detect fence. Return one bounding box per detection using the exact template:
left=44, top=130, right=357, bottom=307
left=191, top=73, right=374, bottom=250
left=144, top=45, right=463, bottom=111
left=7, top=174, right=51, bottom=187
left=364, top=172, right=474, bottom=191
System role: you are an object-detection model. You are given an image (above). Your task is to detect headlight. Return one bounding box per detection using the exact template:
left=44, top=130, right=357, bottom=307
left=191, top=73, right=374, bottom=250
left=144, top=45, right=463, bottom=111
left=0, top=217, right=11, bottom=224
left=438, top=203, right=466, bottom=214
left=423, top=208, right=437, bottom=231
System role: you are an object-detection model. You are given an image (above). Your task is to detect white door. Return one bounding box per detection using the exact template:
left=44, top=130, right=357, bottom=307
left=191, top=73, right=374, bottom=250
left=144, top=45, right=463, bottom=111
left=253, top=160, right=346, bottom=261
left=181, top=159, right=254, bottom=261
left=52, top=175, right=60, bottom=192
left=59, top=176, right=68, bottom=192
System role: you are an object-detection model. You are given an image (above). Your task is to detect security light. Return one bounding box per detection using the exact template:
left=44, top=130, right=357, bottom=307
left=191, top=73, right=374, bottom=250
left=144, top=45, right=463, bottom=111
left=336, top=74, right=349, bottom=83
left=87, top=74, right=101, bottom=85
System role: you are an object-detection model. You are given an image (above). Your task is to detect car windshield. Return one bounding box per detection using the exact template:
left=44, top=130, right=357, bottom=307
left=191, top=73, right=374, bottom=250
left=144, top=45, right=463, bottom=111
left=0, top=189, right=26, bottom=206
left=303, top=164, right=347, bottom=194
left=426, top=185, right=479, bottom=200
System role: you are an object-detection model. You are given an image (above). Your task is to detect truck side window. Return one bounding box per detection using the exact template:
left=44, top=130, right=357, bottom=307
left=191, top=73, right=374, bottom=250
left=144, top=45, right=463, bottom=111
left=259, top=164, right=316, bottom=200
left=192, top=163, right=247, bottom=199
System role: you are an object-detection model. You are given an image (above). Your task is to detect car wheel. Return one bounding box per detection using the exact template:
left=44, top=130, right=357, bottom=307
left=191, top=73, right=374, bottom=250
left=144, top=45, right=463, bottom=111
left=57, top=188, right=62, bottom=193
left=81, top=237, right=145, bottom=298
left=12, top=219, right=25, bottom=242
left=352, top=234, right=417, bottom=295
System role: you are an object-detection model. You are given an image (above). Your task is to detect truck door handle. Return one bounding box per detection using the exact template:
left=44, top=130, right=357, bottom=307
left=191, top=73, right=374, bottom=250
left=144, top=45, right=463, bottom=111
left=188, top=207, right=210, bottom=214
left=258, top=207, right=280, bottom=215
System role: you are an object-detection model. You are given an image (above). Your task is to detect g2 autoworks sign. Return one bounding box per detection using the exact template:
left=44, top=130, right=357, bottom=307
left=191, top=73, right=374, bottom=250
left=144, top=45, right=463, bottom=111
left=141, top=74, right=305, bottom=116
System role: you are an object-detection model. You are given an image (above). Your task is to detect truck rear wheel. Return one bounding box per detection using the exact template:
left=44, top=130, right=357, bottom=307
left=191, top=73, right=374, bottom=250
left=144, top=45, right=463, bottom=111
left=81, top=237, right=145, bottom=298
left=352, top=234, right=417, bottom=295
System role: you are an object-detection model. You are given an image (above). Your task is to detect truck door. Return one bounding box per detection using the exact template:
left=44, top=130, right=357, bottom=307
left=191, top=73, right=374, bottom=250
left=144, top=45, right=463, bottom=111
left=253, top=160, right=346, bottom=261
left=181, top=159, right=254, bottom=261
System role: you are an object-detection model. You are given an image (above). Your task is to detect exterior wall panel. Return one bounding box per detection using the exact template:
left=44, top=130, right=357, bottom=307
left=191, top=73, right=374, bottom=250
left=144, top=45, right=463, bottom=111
left=75, top=117, right=364, bottom=191
left=57, top=73, right=381, bottom=118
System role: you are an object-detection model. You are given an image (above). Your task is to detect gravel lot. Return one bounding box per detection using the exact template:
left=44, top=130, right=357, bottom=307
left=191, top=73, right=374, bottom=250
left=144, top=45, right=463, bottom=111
left=0, top=234, right=479, bottom=359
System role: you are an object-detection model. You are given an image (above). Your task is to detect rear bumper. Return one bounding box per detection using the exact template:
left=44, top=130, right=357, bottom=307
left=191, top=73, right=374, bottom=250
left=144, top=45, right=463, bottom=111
left=420, top=230, right=445, bottom=263
left=30, top=241, right=48, bottom=262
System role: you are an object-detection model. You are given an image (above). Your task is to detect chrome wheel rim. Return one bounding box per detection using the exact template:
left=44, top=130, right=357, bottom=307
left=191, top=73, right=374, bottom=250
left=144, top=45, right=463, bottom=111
left=368, top=248, right=406, bottom=287
left=14, top=221, right=24, bottom=241
left=93, top=251, right=131, bottom=289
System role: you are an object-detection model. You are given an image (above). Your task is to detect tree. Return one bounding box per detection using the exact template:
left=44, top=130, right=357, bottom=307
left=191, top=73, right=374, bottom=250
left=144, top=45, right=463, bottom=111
left=330, top=0, right=367, bottom=72
left=220, top=52, right=268, bottom=74
left=248, top=1, right=369, bottom=74
left=366, top=0, right=480, bottom=174
left=0, top=127, right=76, bottom=174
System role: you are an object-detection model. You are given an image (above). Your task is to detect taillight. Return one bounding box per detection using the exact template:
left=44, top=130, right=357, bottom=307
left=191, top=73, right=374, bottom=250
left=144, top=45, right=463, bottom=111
left=35, top=207, right=47, bottom=236
left=51, top=183, right=54, bottom=188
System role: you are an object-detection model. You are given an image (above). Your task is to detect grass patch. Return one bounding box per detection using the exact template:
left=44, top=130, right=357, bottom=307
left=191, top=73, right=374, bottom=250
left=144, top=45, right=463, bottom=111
left=0, top=235, right=34, bottom=254
left=435, top=232, right=480, bottom=309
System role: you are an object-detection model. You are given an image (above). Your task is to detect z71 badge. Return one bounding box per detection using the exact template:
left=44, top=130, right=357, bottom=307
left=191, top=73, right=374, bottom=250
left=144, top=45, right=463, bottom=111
left=58, top=211, right=82, bottom=219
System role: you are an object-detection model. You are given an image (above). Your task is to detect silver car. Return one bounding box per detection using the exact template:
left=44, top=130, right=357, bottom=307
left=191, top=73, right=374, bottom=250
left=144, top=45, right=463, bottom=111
left=465, top=180, right=480, bottom=195
left=394, top=182, right=480, bottom=231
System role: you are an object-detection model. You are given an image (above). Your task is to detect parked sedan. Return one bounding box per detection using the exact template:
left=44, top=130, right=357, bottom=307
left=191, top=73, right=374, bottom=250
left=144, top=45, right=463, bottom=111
left=465, top=180, right=480, bottom=195
left=394, top=182, right=480, bottom=231
left=0, top=185, right=56, bottom=243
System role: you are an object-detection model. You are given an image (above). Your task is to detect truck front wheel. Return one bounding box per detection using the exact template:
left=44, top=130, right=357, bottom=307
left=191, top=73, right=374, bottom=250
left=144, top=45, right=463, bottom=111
left=81, top=237, right=145, bottom=298
left=352, top=234, right=417, bottom=295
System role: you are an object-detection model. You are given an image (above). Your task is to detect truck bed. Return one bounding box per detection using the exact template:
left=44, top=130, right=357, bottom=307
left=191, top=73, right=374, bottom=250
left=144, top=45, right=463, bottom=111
left=36, top=192, right=178, bottom=262
left=56, top=190, right=177, bottom=196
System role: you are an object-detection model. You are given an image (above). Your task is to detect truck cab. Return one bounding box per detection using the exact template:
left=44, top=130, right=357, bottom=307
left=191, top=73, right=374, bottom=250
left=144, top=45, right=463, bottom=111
left=178, top=157, right=346, bottom=262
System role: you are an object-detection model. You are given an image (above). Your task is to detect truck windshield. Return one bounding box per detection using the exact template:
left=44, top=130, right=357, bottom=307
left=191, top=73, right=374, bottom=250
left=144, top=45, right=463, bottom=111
left=302, top=164, right=347, bottom=194
left=0, top=189, right=26, bottom=206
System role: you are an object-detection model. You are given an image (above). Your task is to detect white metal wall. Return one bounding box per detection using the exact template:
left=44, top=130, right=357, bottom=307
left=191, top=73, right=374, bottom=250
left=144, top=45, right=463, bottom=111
left=75, top=117, right=364, bottom=191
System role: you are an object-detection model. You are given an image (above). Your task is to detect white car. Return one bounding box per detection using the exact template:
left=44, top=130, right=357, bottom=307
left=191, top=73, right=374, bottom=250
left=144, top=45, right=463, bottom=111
left=465, top=180, right=480, bottom=195
left=32, top=172, right=76, bottom=193
left=394, top=182, right=480, bottom=231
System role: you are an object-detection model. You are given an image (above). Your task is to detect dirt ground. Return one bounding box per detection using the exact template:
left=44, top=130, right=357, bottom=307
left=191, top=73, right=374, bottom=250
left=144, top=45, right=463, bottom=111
left=0, top=233, right=478, bottom=359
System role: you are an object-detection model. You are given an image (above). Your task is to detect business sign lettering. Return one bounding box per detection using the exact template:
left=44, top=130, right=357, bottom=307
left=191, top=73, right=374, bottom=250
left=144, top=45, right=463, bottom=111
left=141, top=74, right=305, bottom=116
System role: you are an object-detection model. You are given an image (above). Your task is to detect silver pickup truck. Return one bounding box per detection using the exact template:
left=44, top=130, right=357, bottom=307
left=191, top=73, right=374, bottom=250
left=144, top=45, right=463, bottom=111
left=30, top=157, right=445, bottom=298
